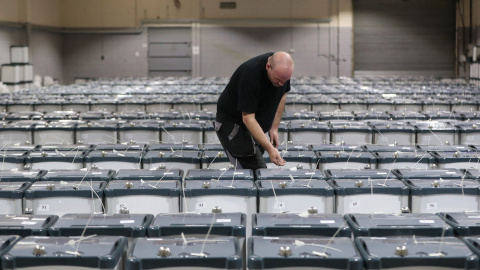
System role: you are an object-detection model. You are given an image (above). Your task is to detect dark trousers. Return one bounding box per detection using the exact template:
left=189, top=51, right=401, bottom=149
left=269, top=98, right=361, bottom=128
left=214, top=120, right=267, bottom=170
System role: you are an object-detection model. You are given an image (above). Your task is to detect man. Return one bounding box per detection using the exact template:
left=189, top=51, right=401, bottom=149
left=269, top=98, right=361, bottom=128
left=214, top=51, right=294, bottom=170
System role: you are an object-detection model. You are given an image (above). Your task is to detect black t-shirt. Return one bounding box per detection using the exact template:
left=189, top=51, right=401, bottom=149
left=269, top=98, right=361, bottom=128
left=216, top=52, right=290, bottom=133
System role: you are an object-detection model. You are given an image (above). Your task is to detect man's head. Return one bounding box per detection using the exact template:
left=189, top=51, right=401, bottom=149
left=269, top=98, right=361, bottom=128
left=266, top=51, right=294, bottom=87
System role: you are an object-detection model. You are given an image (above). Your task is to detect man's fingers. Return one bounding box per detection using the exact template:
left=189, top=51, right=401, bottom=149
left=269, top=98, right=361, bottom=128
left=275, top=157, right=286, bottom=166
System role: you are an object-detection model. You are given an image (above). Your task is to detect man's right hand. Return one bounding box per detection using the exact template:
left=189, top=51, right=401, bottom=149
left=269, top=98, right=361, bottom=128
left=242, top=112, right=286, bottom=166
left=268, top=148, right=286, bottom=166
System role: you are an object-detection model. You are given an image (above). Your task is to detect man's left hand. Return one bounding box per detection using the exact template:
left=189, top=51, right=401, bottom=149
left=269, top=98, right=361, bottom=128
left=268, top=129, right=280, bottom=148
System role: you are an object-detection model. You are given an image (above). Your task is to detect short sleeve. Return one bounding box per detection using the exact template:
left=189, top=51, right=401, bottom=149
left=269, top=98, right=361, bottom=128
left=237, top=79, right=260, bottom=113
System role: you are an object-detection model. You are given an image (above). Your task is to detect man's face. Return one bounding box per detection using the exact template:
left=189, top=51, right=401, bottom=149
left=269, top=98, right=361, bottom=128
left=267, top=62, right=291, bottom=87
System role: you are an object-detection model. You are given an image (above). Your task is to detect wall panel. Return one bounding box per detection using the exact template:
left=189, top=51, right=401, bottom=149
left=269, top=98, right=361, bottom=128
left=62, top=31, right=148, bottom=83
left=354, top=0, right=455, bottom=77
left=30, top=30, right=63, bottom=82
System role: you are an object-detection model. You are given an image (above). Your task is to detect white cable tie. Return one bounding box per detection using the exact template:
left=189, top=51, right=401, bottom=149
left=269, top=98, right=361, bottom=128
left=68, top=234, right=97, bottom=245
left=297, top=212, right=309, bottom=218
left=294, top=240, right=342, bottom=252
left=295, top=240, right=305, bottom=246
left=181, top=232, right=188, bottom=246
left=65, top=251, right=82, bottom=257
left=428, top=252, right=445, bottom=257
left=312, top=251, right=329, bottom=258
left=190, top=252, right=208, bottom=257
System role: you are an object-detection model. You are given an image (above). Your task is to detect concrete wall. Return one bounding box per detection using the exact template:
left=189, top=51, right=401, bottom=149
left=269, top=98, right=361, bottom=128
left=1, top=0, right=474, bottom=82
left=0, top=0, right=352, bottom=83
left=62, top=31, right=149, bottom=84
left=198, top=23, right=352, bottom=78
left=0, top=26, right=24, bottom=67
left=30, top=30, right=63, bottom=82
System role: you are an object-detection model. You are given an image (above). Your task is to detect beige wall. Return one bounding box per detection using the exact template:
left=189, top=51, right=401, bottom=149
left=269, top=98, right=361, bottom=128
left=0, top=0, right=473, bottom=31
left=0, top=0, right=27, bottom=23
left=1, top=0, right=346, bottom=27
left=199, top=0, right=330, bottom=20
left=0, top=0, right=60, bottom=26
left=28, top=0, right=61, bottom=27
left=61, top=0, right=137, bottom=28
left=456, top=0, right=478, bottom=27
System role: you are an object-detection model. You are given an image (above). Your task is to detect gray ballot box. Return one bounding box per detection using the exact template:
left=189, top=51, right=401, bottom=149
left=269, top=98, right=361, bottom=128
left=465, top=169, right=480, bottom=180
left=118, top=120, right=162, bottom=145
left=0, top=215, right=58, bottom=237
left=24, top=181, right=106, bottom=215
left=0, top=151, right=28, bottom=171
left=248, top=236, right=363, bottom=270
left=143, top=151, right=201, bottom=171
left=255, top=168, right=324, bottom=181
left=148, top=213, right=246, bottom=238
left=439, top=211, right=480, bottom=236
left=26, top=150, right=85, bottom=170
left=369, top=121, right=416, bottom=146
left=104, top=180, right=180, bottom=214
left=114, top=169, right=184, bottom=181
left=329, top=121, right=373, bottom=145
left=0, top=182, right=31, bottom=214
left=33, top=120, right=78, bottom=145
left=317, top=151, right=377, bottom=170
left=324, top=169, right=396, bottom=180
left=329, top=179, right=409, bottom=215
left=126, top=237, right=242, bottom=270
left=256, top=179, right=334, bottom=214
left=288, top=120, right=330, bottom=145
left=344, top=213, right=453, bottom=237
left=161, top=121, right=204, bottom=145
left=85, top=150, right=144, bottom=170
left=0, top=120, right=40, bottom=145
left=185, top=169, right=254, bottom=181
left=374, top=151, right=435, bottom=170
left=1, top=236, right=128, bottom=270
left=252, top=213, right=350, bottom=237
left=431, top=151, right=480, bottom=169
left=392, top=168, right=465, bottom=180
left=355, top=236, right=479, bottom=270
left=201, top=151, right=231, bottom=169
left=413, top=121, right=459, bottom=146
left=41, top=169, right=115, bottom=182
left=76, top=120, right=120, bottom=144
left=147, top=212, right=246, bottom=268
left=48, top=213, right=153, bottom=240
left=404, top=178, right=480, bottom=213
left=456, top=121, right=480, bottom=144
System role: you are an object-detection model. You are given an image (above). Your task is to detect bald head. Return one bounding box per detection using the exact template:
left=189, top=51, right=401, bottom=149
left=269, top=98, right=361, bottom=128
left=266, top=51, right=294, bottom=87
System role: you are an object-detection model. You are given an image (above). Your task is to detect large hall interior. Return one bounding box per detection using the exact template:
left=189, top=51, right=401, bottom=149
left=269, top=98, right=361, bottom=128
left=0, top=1, right=480, bottom=269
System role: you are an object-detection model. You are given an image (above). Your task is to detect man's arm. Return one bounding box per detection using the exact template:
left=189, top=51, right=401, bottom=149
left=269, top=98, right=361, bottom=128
left=242, top=112, right=286, bottom=166
left=268, top=93, right=286, bottom=148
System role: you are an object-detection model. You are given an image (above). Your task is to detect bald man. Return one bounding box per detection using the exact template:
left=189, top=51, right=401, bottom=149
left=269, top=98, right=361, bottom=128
left=214, top=51, right=294, bottom=170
